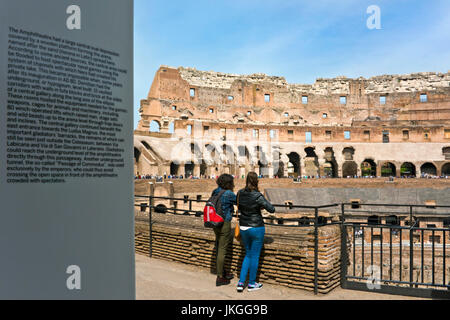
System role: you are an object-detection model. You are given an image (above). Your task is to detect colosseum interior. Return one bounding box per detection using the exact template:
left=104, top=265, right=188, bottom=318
left=134, top=66, right=450, bottom=179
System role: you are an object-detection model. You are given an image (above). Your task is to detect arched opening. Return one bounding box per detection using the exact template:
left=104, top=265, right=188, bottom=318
left=400, top=162, right=416, bottom=177
left=304, top=147, right=319, bottom=176
left=421, top=163, right=437, bottom=176
left=184, top=163, right=195, bottom=178
left=343, top=147, right=355, bottom=161
left=324, top=147, right=338, bottom=177
left=258, top=160, right=269, bottom=177
left=442, top=163, right=450, bottom=177
left=168, top=122, right=175, bottom=134
left=287, top=152, right=301, bottom=178
left=361, top=159, right=377, bottom=177
left=134, top=147, right=141, bottom=163
left=323, top=162, right=336, bottom=178
left=200, top=160, right=207, bottom=177
left=170, top=162, right=180, bottom=176
left=150, top=120, right=161, bottom=133
left=381, top=162, right=396, bottom=177
left=342, top=161, right=357, bottom=177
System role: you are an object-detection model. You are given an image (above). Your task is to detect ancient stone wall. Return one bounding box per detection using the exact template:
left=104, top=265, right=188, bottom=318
left=134, top=66, right=450, bottom=179
left=135, top=213, right=341, bottom=294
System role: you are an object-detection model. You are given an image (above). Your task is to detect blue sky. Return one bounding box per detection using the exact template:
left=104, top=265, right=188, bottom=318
left=134, top=0, right=450, bottom=129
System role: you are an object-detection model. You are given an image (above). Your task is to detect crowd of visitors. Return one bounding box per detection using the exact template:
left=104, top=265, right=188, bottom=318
left=134, top=173, right=450, bottom=181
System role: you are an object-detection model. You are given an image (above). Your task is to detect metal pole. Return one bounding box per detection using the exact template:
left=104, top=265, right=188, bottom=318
left=409, top=206, right=414, bottom=287
left=149, top=195, right=153, bottom=258
left=314, top=207, right=319, bottom=295
left=340, top=203, right=348, bottom=289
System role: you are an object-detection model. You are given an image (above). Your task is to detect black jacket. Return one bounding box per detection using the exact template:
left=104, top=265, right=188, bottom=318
left=237, top=188, right=275, bottom=228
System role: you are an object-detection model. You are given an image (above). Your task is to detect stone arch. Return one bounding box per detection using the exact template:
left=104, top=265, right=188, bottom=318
left=400, top=162, right=416, bottom=177
left=184, top=163, right=195, bottom=177
left=150, top=120, right=161, bottom=133
left=200, top=160, right=208, bottom=177
left=342, top=161, right=357, bottom=177
left=323, top=162, right=337, bottom=178
left=287, top=152, right=301, bottom=177
left=324, top=147, right=338, bottom=178
left=421, top=162, right=437, bottom=176
left=361, top=159, right=377, bottom=177
left=381, top=162, right=396, bottom=177
left=442, top=163, right=450, bottom=176
left=134, top=147, right=141, bottom=163
left=170, top=162, right=180, bottom=176
left=343, top=147, right=355, bottom=161
left=134, top=147, right=141, bottom=175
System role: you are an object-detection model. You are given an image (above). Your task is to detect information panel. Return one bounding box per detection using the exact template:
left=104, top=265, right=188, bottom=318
left=0, top=0, right=134, bottom=299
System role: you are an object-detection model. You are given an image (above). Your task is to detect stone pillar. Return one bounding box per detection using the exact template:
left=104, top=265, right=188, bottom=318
left=193, top=164, right=200, bottom=178
left=267, top=163, right=274, bottom=178
left=181, top=162, right=187, bottom=178
left=239, top=166, right=246, bottom=179
left=356, top=165, right=362, bottom=177
left=318, top=159, right=326, bottom=177
left=376, top=163, right=382, bottom=178
left=436, top=164, right=442, bottom=177
left=159, top=165, right=170, bottom=177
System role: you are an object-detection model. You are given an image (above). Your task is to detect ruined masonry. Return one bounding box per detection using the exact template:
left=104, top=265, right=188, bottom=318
left=134, top=66, right=450, bottom=179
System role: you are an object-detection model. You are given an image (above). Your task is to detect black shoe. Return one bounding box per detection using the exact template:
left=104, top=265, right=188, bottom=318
left=216, top=277, right=231, bottom=287
left=223, top=272, right=234, bottom=280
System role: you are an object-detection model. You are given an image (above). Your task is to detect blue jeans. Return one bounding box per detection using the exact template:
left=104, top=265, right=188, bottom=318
left=239, top=227, right=265, bottom=285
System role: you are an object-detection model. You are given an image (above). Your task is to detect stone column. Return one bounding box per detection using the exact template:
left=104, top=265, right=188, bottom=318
left=376, top=163, right=382, bottom=178
left=436, top=164, right=442, bottom=177
left=336, top=161, right=343, bottom=178
left=193, top=164, right=201, bottom=178
left=356, top=165, right=362, bottom=177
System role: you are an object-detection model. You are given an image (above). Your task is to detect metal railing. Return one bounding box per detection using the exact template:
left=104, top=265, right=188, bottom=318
left=135, top=194, right=339, bottom=295
left=135, top=195, right=450, bottom=298
left=340, top=203, right=450, bottom=299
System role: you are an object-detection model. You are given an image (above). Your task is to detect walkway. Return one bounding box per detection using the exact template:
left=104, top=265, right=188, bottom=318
left=135, top=254, right=424, bottom=300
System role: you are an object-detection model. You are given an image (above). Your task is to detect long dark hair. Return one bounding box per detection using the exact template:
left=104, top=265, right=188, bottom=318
left=217, top=174, right=234, bottom=191
left=245, top=172, right=259, bottom=192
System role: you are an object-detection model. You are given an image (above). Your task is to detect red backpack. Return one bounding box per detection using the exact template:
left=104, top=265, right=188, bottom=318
left=204, top=189, right=226, bottom=228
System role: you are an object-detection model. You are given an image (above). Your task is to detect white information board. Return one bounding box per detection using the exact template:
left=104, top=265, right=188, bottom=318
left=0, top=0, right=135, bottom=299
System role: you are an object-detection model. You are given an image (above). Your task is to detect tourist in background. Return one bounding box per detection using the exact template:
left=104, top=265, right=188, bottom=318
left=211, top=174, right=237, bottom=286
left=236, top=172, right=275, bottom=292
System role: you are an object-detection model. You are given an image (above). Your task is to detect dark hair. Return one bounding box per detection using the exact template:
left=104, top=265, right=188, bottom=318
left=245, top=172, right=259, bottom=192
left=217, top=174, right=234, bottom=191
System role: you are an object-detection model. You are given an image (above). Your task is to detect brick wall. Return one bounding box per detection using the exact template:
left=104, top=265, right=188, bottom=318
left=135, top=212, right=341, bottom=294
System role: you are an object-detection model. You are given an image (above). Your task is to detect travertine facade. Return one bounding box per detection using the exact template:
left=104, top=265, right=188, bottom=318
left=134, top=66, right=450, bottom=178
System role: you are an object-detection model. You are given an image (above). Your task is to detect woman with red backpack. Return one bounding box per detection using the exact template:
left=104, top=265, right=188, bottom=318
left=210, top=174, right=237, bottom=286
